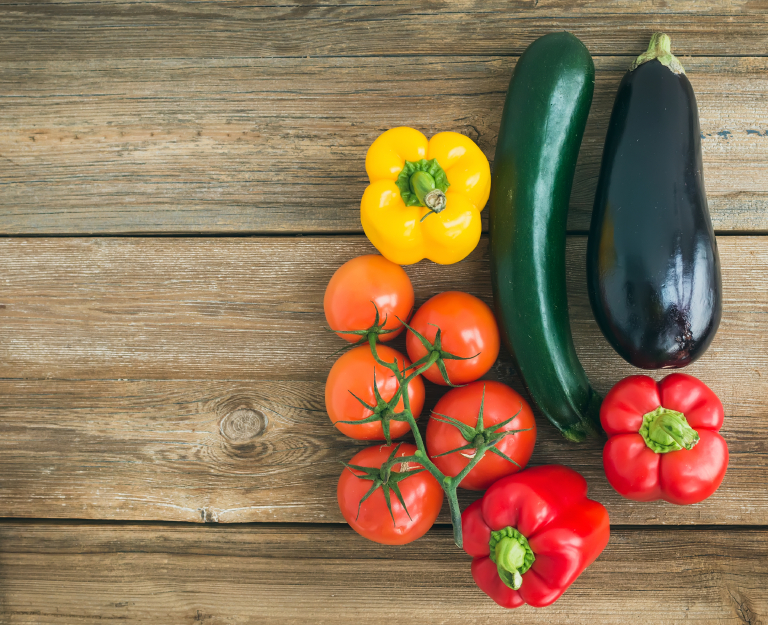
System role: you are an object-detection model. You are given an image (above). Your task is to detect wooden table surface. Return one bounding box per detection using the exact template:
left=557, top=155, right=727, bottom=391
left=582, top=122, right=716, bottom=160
left=2, top=2, right=767, bottom=623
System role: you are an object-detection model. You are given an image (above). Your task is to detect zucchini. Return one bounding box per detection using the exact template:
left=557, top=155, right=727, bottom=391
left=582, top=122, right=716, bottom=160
left=489, top=32, right=601, bottom=442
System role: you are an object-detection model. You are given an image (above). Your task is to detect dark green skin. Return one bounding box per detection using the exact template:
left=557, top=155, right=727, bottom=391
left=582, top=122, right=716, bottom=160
left=489, top=32, right=602, bottom=442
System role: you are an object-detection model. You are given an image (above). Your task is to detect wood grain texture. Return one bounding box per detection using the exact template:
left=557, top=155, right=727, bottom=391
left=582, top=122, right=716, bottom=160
left=2, top=1, right=768, bottom=62
left=3, top=55, right=767, bottom=234
left=0, top=237, right=765, bottom=524
left=0, top=522, right=765, bottom=624
left=2, top=236, right=765, bottom=384
left=0, top=378, right=765, bottom=525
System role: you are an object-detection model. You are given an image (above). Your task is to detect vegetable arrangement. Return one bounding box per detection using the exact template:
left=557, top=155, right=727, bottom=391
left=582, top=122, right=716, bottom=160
left=324, top=255, right=606, bottom=604
left=322, top=30, right=730, bottom=610
left=325, top=255, right=535, bottom=547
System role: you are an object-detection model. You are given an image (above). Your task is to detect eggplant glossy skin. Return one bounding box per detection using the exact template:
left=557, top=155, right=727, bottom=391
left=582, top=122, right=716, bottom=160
left=587, top=59, right=722, bottom=369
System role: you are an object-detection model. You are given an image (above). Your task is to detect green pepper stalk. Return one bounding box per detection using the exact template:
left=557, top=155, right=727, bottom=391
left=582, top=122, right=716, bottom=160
left=639, top=406, right=700, bottom=453
left=488, top=527, right=535, bottom=590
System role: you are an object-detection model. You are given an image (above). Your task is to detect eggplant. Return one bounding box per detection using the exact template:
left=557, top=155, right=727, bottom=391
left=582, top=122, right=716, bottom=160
left=587, top=33, right=722, bottom=369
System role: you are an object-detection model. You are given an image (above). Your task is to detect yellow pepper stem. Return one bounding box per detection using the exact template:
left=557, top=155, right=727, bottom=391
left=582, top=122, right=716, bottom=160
left=410, top=171, right=446, bottom=213
left=395, top=158, right=450, bottom=210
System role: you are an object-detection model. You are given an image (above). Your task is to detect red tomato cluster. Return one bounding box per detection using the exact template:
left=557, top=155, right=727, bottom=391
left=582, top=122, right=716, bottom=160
left=324, top=254, right=536, bottom=546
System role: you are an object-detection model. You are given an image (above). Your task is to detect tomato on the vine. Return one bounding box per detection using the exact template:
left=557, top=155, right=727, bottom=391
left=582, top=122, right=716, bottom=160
left=406, top=291, right=500, bottom=385
left=324, top=254, right=414, bottom=343
left=338, top=444, right=443, bottom=545
left=325, top=344, right=425, bottom=441
left=426, top=381, right=536, bottom=490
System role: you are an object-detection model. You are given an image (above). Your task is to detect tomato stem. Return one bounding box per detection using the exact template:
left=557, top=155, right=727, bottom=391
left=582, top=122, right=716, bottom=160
left=359, top=326, right=523, bottom=549
left=366, top=332, right=470, bottom=547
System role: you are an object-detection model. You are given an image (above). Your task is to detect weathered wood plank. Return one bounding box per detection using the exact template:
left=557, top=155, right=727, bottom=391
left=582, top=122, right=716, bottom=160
left=0, top=236, right=765, bottom=524
left=2, top=56, right=767, bottom=234
left=2, top=236, right=764, bottom=384
left=0, top=378, right=764, bottom=525
left=2, top=1, right=768, bottom=62
left=0, top=522, right=765, bottom=624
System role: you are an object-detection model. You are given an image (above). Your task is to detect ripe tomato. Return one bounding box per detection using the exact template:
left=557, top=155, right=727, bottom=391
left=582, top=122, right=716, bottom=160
left=426, top=381, right=536, bottom=490
left=338, top=444, right=444, bottom=545
left=406, top=291, right=500, bottom=385
left=324, top=254, right=414, bottom=343
left=326, top=344, right=425, bottom=440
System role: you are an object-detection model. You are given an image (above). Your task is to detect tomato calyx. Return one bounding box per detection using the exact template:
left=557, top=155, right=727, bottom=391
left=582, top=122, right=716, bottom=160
left=399, top=317, right=478, bottom=387
left=342, top=443, right=426, bottom=525
left=431, top=385, right=530, bottom=469
left=337, top=367, right=411, bottom=445
left=328, top=302, right=405, bottom=353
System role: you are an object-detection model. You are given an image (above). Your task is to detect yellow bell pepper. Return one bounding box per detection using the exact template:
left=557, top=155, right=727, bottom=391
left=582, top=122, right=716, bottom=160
left=360, top=127, right=491, bottom=265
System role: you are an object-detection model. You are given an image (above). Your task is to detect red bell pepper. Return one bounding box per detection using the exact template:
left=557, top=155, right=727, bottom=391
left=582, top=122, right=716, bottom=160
left=601, top=373, right=728, bottom=505
left=461, top=465, right=610, bottom=608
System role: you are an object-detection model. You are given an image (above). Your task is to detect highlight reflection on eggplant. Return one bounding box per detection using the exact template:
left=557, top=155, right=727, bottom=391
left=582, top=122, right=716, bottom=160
left=587, top=33, right=722, bottom=369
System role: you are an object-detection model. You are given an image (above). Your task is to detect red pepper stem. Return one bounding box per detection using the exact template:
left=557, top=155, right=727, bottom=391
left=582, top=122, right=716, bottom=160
left=488, top=527, right=535, bottom=591
left=639, top=406, right=700, bottom=453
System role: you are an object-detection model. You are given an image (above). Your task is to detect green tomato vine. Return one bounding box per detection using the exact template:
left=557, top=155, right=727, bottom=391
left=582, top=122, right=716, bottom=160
left=332, top=303, right=528, bottom=548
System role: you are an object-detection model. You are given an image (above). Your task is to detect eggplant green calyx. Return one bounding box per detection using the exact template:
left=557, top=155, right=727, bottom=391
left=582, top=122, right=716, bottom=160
left=430, top=385, right=529, bottom=468
left=631, top=33, right=686, bottom=75
left=489, top=527, right=535, bottom=590
left=640, top=406, right=700, bottom=453
left=395, top=159, right=450, bottom=217
left=342, top=443, right=426, bottom=525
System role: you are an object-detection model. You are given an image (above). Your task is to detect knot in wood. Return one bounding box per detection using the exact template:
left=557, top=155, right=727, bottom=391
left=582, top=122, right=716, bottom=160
left=220, top=408, right=267, bottom=443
